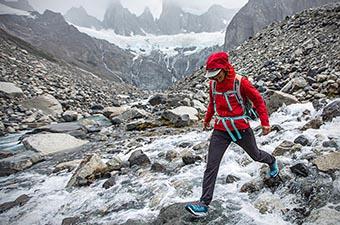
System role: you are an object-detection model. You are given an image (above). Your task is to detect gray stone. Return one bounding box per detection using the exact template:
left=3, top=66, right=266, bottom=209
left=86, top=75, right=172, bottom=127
left=78, top=115, right=112, bottom=132
left=301, top=117, right=323, bottom=130
left=0, top=82, right=23, bottom=98
left=151, top=162, right=166, bottom=172
left=272, top=140, right=302, bottom=156
left=304, top=207, right=340, bottom=225
left=53, top=159, right=82, bottom=173
left=294, top=135, right=310, bottom=146
left=321, top=99, right=340, bottom=122
left=125, top=119, right=160, bottom=131
left=21, top=94, right=63, bottom=116
left=265, top=90, right=299, bottom=114
left=62, top=110, right=78, bottom=122
left=106, top=157, right=123, bottom=171
left=225, top=174, right=241, bottom=183
left=0, top=194, right=30, bottom=213
left=0, top=152, right=44, bottom=176
left=128, top=150, right=150, bottom=167
left=66, top=154, right=108, bottom=188
left=313, top=152, right=340, bottom=172
left=102, top=106, right=128, bottom=119
left=102, top=177, right=116, bottom=189
left=23, top=133, right=88, bottom=156
left=148, top=94, right=167, bottom=106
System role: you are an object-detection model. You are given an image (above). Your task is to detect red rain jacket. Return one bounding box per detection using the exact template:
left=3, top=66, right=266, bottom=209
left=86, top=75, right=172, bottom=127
left=204, top=52, right=270, bottom=131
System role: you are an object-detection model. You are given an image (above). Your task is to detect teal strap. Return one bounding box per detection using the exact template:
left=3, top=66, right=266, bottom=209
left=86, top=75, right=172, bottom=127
left=223, top=93, right=233, bottom=111
left=221, top=119, right=237, bottom=142
left=230, top=119, right=242, bottom=140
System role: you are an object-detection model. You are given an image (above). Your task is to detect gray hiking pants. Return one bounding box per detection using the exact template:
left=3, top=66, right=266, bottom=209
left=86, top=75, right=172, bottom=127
left=200, top=128, right=275, bottom=205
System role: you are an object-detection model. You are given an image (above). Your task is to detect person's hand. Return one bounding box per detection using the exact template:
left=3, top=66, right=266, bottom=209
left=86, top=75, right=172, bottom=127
left=262, top=126, right=271, bottom=135
left=203, top=121, right=211, bottom=131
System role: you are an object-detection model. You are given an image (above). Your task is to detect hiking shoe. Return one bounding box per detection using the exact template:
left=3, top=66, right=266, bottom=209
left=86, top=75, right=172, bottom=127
left=269, top=160, right=279, bottom=177
left=185, top=201, right=208, bottom=217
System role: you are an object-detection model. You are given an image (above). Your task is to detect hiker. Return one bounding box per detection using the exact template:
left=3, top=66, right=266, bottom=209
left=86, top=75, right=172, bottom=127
left=185, top=52, right=279, bottom=217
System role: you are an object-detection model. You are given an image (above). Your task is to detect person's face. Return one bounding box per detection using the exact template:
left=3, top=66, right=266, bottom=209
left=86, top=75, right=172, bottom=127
left=209, top=69, right=226, bottom=83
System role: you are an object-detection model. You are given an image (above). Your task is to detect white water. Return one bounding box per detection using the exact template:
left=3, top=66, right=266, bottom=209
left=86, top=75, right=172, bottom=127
left=1, top=102, right=339, bottom=224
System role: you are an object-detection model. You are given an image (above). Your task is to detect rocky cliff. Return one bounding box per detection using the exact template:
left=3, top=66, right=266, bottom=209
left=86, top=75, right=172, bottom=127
left=224, top=0, right=340, bottom=50
left=0, top=0, right=34, bottom=11
left=64, top=6, right=102, bottom=30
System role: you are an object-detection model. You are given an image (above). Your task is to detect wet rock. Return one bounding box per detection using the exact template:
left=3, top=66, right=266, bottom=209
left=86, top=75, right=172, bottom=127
left=312, top=98, right=328, bottom=111
left=304, top=207, right=340, bottom=225
left=182, top=153, right=201, bottom=165
left=119, top=108, right=148, bottom=122
left=271, top=124, right=283, bottom=132
left=0, top=194, right=30, bottom=213
left=53, top=159, right=82, bottom=173
left=126, top=119, right=160, bottom=131
left=322, top=139, right=338, bottom=148
left=0, top=151, right=14, bottom=159
left=265, top=90, right=299, bottom=114
left=61, top=217, right=80, bottom=225
left=102, top=177, right=116, bottom=189
left=272, top=140, right=302, bottom=156
left=0, top=122, right=5, bottom=136
left=301, top=117, right=323, bottom=130
left=290, top=163, right=309, bottom=177
left=33, top=122, right=87, bottom=138
left=178, top=142, right=193, bottom=148
left=240, top=180, right=263, bottom=193
left=254, top=193, right=285, bottom=214
left=148, top=94, right=167, bottom=106
left=165, top=150, right=178, bottom=161
left=62, top=110, right=78, bottom=122
left=78, top=115, right=112, bottom=132
left=23, top=133, right=88, bottom=155
left=263, top=175, right=282, bottom=189
left=312, top=152, right=340, bottom=172
left=21, top=94, right=62, bottom=116
left=0, top=152, right=44, bottom=176
left=128, top=150, right=151, bottom=167
left=225, top=174, right=241, bottom=183
left=0, top=81, right=23, bottom=98
left=106, top=157, right=123, bottom=171
left=66, top=154, right=108, bottom=188
left=151, top=162, right=166, bottom=172
left=321, top=99, right=340, bottom=122
left=162, top=106, right=198, bottom=127
left=294, top=135, right=310, bottom=146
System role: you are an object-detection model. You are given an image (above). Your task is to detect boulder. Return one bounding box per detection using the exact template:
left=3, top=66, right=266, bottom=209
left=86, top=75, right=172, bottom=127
left=294, top=135, right=310, bottom=146
left=272, top=140, right=302, bottom=156
left=182, top=153, right=201, bottom=165
left=62, top=110, right=78, bottom=122
left=66, top=154, right=108, bottom=188
left=125, top=119, right=160, bottom=131
left=151, top=162, right=166, bottom=173
left=21, top=94, right=63, bottom=116
left=265, top=90, right=299, bottom=114
left=301, top=117, right=323, bottom=130
left=0, top=194, right=30, bottom=213
left=148, top=94, right=167, bottom=106
left=240, top=180, right=263, bottom=193
left=162, top=106, right=198, bottom=127
left=23, top=133, right=88, bottom=156
left=321, top=99, right=340, bottom=122
left=313, top=152, right=340, bottom=172
left=290, top=163, right=309, bottom=177
left=0, top=152, right=44, bottom=176
left=102, top=177, right=116, bottom=189
left=103, top=106, right=128, bottom=119
left=0, top=121, right=5, bottom=136
left=53, top=159, right=82, bottom=173
left=33, top=122, right=87, bottom=138
left=225, top=174, right=241, bottom=183
left=118, top=108, right=148, bottom=122
left=78, top=115, right=112, bottom=132
left=303, top=207, right=340, bottom=225
left=106, top=157, right=123, bottom=171
left=128, top=150, right=151, bottom=167
left=0, top=82, right=23, bottom=98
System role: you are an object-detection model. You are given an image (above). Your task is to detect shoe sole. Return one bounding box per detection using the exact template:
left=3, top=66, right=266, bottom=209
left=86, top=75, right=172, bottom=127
left=185, top=205, right=207, bottom=217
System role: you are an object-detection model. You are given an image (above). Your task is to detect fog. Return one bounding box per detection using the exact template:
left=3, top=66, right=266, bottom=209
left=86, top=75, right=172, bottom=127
left=27, top=0, right=248, bottom=20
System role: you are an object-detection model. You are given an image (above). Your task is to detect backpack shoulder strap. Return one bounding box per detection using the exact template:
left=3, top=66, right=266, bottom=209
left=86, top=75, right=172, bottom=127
left=233, top=74, right=244, bottom=106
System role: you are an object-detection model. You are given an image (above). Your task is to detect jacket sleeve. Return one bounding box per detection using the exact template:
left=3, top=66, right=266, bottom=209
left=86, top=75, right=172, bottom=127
left=204, top=81, right=215, bottom=123
left=241, top=78, right=270, bottom=127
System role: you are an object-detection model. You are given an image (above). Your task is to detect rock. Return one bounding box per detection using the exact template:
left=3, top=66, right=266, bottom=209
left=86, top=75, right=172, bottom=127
left=119, top=108, right=148, bottom=122
left=106, top=157, right=123, bottom=171
left=225, top=174, right=241, bottom=183
left=313, top=152, right=340, bottom=172
left=321, top=99, right=340, bottom=122
left=0, top=194, right=30, bottom=213
left=78, top=115, right=112, bottom=132
left=254, top=193, right=285, bottom=214
left=265, top=90, right=299, bottom=114
left=62, top=110, right=78, bottom=122
left=126, top=119, right=160, bottom=131
left=272, top=140, right=301, bottom=156
left=271, top=124, right=284, bottom=132
left=192, top=99, right=206, bottom=112
left=148, top=94, right=167, bottom=106
left=23, top=133, right=88, bottom=156
left=303, top=207, right=340, bottom=225
left=102, top=177, right=116, bottom=189
left=53, top=159, right=82, bottom=173
left=33, top=122, right=87, bottom=138
left=162, top=106, right=198, bottom=127
left=102, top=106, right=128, bottom=119
left=66, top=154, right=108, bottom=188
left=240, top=180, right=263, bottom=193
left=294, top=135, right=310, bottom=146
left=165, top=150, right=178, bottom=161
left=21, top=94, right=63, bottom=116
left=0, top=82, right=23, bottom=98
left=178, top=142, right=193, bottom=148
left=0, top=152, right=44, bottom=176
left=301, top=117, right=323, bottom=130
left=0, top=121, right=5, bottom=136
left=322, top=139, right=338, bottom=148
left=128, top=150, right=151, bottom=167
left=290, top=163, right=309, bottom=177
left=61, top=217, right=80, bottom=225
left=182, top=153, right=201, bottom=165
left=169, top=106, right=198, bottom=121
left=151, top=162, right=166, bottom=172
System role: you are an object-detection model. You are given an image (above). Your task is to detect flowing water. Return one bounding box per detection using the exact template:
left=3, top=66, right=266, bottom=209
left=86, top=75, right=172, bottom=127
left=0, top=102, right=339, bottom=224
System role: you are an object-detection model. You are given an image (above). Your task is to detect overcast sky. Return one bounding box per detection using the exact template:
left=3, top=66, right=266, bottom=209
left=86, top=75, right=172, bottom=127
left=27, top=0, right=248, bottom=20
